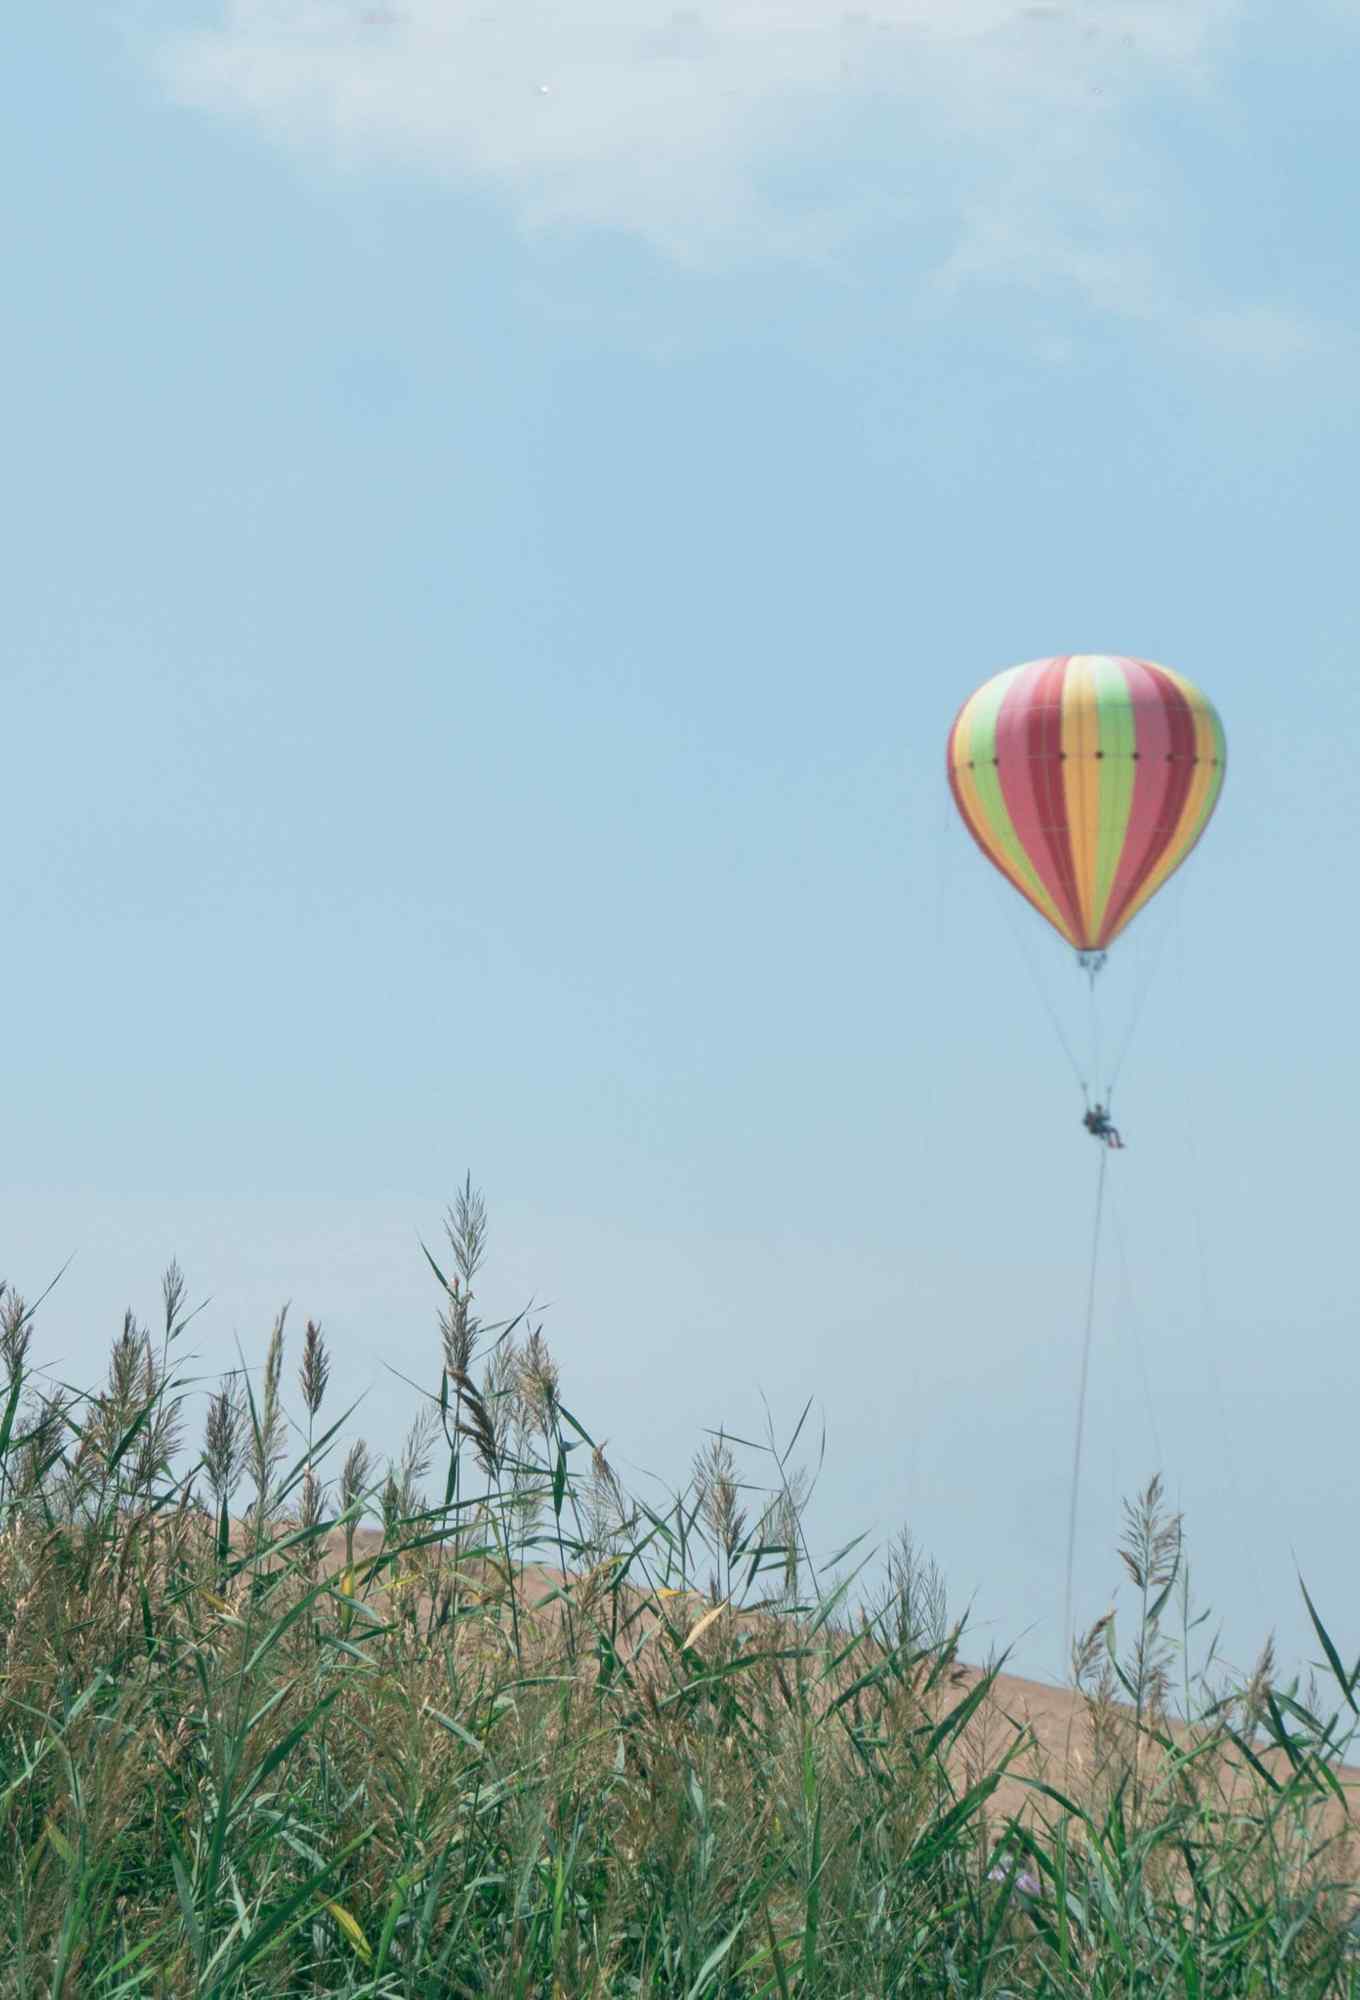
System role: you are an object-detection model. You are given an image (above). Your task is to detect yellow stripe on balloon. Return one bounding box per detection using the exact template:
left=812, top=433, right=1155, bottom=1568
left=1060, top=658, right=1100, bottom=947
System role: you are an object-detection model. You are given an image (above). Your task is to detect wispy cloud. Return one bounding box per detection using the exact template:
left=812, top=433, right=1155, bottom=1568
left=930, top=207, right=1333, bottom=367
left=144, top=0, right=1327, bottom=358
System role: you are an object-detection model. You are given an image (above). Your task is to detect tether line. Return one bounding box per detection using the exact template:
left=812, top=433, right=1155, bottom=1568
left=1106, top=873, right=1188, bottom=1102
left=987, top=872, right=1088, bottom=1095
left=1064, top=1143, right=1109, bottom=1669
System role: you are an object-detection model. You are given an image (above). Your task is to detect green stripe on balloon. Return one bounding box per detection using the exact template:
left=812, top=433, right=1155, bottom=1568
left=965, top=671, right=1067, bottom=935
left=1092, top=657, right=1136, bottom=940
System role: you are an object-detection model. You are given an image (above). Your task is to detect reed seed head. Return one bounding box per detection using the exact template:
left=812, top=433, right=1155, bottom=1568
left=203, top=1375, right=247, bottom=1508
left=299, top=1318, right=330, bottom=1418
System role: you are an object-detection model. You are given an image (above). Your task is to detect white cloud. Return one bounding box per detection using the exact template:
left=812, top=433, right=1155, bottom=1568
left=150, top=3, right=1229, bottom=240
left=930, top=207, right=1333, bottom=367
left=1186, top=304, right=1330, bottom=368
left=144, top=0, right=1329, bottom=360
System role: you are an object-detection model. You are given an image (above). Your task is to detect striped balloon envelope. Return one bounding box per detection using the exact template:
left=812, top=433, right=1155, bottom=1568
left=946, top=656, right=1225, bottom=956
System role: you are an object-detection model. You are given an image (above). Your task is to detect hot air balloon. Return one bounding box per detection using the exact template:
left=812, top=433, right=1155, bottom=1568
left=946, top=655, right=1225, bottom=971
left=946, top=657, right=1226, bottom=1662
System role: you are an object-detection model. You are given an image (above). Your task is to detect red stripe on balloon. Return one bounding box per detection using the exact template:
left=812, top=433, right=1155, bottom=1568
left=1098, top=665, right=1197, bottom=944
left=995, top=658, right=1083, bottom=944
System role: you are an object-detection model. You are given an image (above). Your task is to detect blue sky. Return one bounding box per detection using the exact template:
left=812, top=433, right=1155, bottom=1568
left=6, top=0, right=1359, bottom=1683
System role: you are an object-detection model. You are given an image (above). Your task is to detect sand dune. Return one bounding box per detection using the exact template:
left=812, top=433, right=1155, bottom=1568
left=264, top=1524, right=1359, bottom=1838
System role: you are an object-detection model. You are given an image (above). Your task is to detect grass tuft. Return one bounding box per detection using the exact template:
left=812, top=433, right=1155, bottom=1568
left=1, top=1186, right=1356, bottom=1996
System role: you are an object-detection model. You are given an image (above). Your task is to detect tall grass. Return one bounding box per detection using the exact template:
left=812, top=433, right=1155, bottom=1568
left=1, top=1190, right=1357, bottom=1996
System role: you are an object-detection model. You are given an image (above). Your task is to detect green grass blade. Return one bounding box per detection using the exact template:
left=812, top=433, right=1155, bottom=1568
left=685, top=1918, right=745, bottom=1999
left=1298, top=1571, right=1359, bottom=1715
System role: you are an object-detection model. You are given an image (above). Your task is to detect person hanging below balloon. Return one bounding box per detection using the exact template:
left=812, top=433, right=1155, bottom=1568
left=1082, top=1102, right=1125, bottom=1150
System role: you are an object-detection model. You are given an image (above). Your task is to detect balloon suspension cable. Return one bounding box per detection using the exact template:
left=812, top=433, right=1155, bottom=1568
left=990, top=879, right=1089, bottom=1096
left=1063, top=1143, right=1109, bottom=1675
left=1106, top=878, right=1187, bottom=1105
left=1077, top=949, right=1109, bottom=1109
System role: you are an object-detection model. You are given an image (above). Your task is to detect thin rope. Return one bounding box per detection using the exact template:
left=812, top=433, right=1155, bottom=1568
left=1107, top=1177, right=1164, bottom=1472
left=1169, top=902, right=1268, bottom=1632
left=1106, top=874, right=1188, bottom=1102
left=1064, top=1142, right=1109, bottom=1670
left=987, top=872, right=1089, bottom=1095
